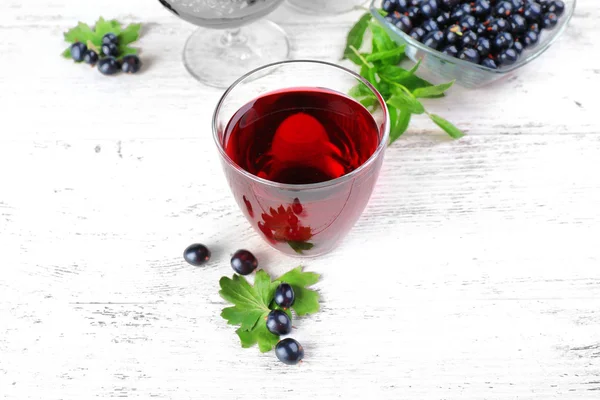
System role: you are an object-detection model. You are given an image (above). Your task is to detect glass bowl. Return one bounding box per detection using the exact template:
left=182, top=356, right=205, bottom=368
left=370, top=0, right=575, bottom=88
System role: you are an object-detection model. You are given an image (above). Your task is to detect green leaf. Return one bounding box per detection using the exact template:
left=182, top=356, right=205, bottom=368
left=62, top=47, right=72, bottom=59
left=288, top=241, right=315, bottom=255
left=343, top=13, right=372, bottom=64
left=390, top=109, right=412, bottom=144
left=119, top=23, right=142, bottom=46
left=64, top=22, right=94, bottom=43
left=94, top=17, right=115, bottom=38
left=428, top=113, right=465, bottom=139
left=275, top=267, right=320, bottom=316
left=387, top=91, right=425, bottom=114
left=365, top=45, right=406, bottom=63
left=221, top=307, right=264, bottom=331
left=219, top=270, right=280, bottom=351
left=108, top=19, right=123, bottom=35
left=236, top=322, right=279, bottom=353
left=413, top=80, right=455, bottom=98
left=369, top=20, right=397, bottom=54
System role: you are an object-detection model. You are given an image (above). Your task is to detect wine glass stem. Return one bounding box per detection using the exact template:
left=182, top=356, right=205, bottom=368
left=221, top=28, right=247, bottom=46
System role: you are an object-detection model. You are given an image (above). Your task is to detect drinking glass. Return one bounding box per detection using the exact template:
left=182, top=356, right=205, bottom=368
left=158, top=0, right=290, bottom=88
left=287, top=0, right=369, bottom=14
left=213, top=60, right=390, bottom=257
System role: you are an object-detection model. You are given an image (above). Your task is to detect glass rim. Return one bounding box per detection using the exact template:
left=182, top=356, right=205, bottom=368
left=212, top=59, right=390, bottom=191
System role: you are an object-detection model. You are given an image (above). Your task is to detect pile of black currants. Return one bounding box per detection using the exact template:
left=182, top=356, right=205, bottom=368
left=70, top=33, right=142, bottom=75
left=382, top=0, right=566, bottom=69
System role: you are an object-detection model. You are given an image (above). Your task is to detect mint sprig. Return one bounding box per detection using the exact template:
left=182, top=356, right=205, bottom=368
left=219, top=267, right=320, bottom=353
left=343, top=13, right=465, bottom=143
left=62, top=17, right=142, bottom=60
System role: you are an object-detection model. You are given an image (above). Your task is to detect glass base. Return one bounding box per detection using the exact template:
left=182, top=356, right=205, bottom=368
left=287, top=0, right=369, bottom=14
left=183, top=20, right=290, bottom=89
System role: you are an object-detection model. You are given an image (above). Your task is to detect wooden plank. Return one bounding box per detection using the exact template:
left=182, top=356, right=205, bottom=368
left=0, top=136, right=598, bottom=399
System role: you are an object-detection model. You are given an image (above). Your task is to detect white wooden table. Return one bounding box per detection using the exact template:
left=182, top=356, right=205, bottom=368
left=1, top=0, right=599, bottom=398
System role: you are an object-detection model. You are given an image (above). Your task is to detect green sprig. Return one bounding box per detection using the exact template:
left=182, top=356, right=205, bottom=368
left=343, top=12, right=465, bottom=143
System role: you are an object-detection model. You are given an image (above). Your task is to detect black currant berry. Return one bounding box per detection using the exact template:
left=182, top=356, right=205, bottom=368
left=266, top=310, right=292, bottom=336
left=275, top=338, right=304, bottom=365
left=183, top=243, right=211, bottom=266
left=70, top=42, right=87, bottom=62
left=231, top=249, right=258, bottom=275
left=98, top=57, right=121, bottom=75
left=274, top=283, right=296, bottom=309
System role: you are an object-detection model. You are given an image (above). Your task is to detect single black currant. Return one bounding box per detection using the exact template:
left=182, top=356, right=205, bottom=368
left=102, top=33, right=119, bottom=45
left=497, top=48, right=519, bottom=65
left=183, top=243, right=211, bottom=266
left=382, top=0, right=399, bottom=13
left=494, top=1, right=514, bottom=17
left=231, top=249, right=258, bottom=275
left=444, top=24, right=463, bottom=45
left=475, top=22, right=487, bottom=35
left=475, top=36, right=492, bottom=57
left=102, top=42, right=119, bottom=57
left=395, top=15, right=413, bottom=33
left=458, top=47, right=481, bottom=63
left=422, top=19, right=440, bottom=32
left=419, top=0, right=439, bottom=18
left=509, top=14, right=528, bottom=33
left=410, top=26, right=428, bottom=41
left=472, top=0, right=492, bottom=17
left=481, top=57, right=498, bottom=69
left=406, top=6, right=421, bottom=19
left=97, top=57, right=121, bottom=75
left=547, top=0, right=564, bottom=16
left=121, top=55, right=142, bottom=74
left=529, top=22, right=541, bottom=33
left=541, top=12, right=558, bottom=29
left=275, top=338, right=304, bottom=365
left=461, top=30, right=478, bottom=48
left=487, top=17, right=510, bottom=33
left=449, top=7, right=468, bottom=22
left=70, top=42, right=87, bottom=62
left=266, top=310, right=292, bottom=336
left=274, top=283, right=296, bottom=309
left=422, top=30, right=444, bottom=50
left=442, top=44, right=459, bottom=57
left=459, top=14, right=477, bottom=30
left=83, top=50, right=99, bottom=65
left=523, top=30, right=539, bottom=46
left=493, top=31, right=514, bottom=51
left=512, top=40, right=525, bottom=54
left=523, top=2, right=543, bottom=21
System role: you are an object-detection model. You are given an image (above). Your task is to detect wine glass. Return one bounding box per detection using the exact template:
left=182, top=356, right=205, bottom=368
left=213, top=60, right=390, bottom=257
left=287, top=0, right=369, bottom=14
left=158, top=0, right=290, bottom=88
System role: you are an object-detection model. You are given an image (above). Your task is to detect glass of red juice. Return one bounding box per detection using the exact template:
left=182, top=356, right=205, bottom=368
left=213, top=60, right=390, bottom=257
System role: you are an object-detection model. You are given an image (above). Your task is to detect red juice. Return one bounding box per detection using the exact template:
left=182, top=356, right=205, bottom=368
left=221, top=87, right=383, bottom=255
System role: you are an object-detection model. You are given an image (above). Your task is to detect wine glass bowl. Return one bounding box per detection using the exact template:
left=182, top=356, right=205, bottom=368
left=158, top=0, right=290, bottom=88
left=160, top=0, right=284, bottom=28
left=213, top=60, right=390, bottom=257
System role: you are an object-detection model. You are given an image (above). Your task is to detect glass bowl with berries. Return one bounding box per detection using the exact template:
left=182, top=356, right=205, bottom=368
left=371, top=0, right=575, bottom=88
